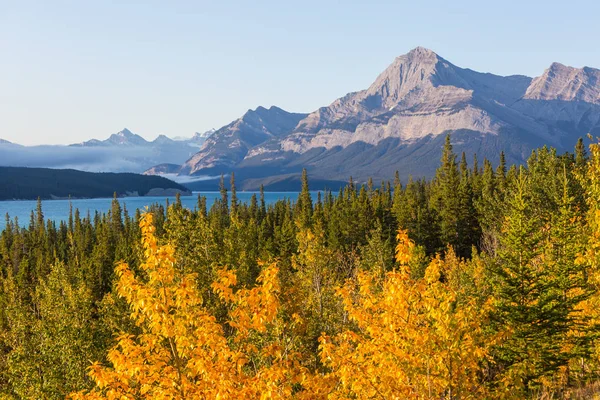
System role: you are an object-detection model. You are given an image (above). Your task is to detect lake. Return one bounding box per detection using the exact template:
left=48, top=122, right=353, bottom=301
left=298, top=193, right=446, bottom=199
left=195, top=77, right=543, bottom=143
left=0, top=192, right=313, bottom=230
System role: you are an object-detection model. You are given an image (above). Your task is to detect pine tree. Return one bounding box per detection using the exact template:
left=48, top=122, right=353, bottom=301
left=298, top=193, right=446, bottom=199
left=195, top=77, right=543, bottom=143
left=495, top=151, right=507, bottom=194
left=575, top=137, right=587, bottom=168
left=456, top=154, right=480, bottom=258
left=230, top=172, right=238, bottom=219
left=296, top=169, right=313, bottom=228
left=219, top=174, right=228, bottom=216
left=433, top=134, right=461, bottom=251
left=491, top=168, right=574, bottom=393
left=109, top=194, right=123, bottom=235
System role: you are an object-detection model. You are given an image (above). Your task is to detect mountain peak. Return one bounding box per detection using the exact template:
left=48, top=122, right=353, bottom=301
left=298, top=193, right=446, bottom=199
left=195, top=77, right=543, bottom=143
left=116, top=128, right=134, bottom=137
left=245, top=105, right=285, bottom=118
left=243, top=105, right=274, bottom=121
left=363, top=46, right=467, bottom=109
left=405, top=46, right=439, bottom=60
left=107, top=128, right=148, bottom=146
left=153, top=134, right=174, bottom=144
left=525, top=61, right=600, bottom=103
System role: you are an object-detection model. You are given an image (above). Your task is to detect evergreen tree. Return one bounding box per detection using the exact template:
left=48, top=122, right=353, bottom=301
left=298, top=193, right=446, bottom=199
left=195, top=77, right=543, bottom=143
left=432, top=134, right=461, bottom=251
left=575, top=137, right=587, bottom=168
left=296, top=169, right=313, bottom=228
left=456, top=154, right=480, bottom=257
left=491, top=168, right=574, bottom=392
left=230, top=172, right=238, bottom=219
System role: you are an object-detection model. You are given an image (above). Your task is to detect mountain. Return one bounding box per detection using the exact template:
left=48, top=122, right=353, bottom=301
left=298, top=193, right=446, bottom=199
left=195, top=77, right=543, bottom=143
left=193, top=129, right=216, bottom=141
left=161, top=47, right=599, bottom=189
left=72, top=128, right=150, bottom=147
left=523, top=62, right=600, bottom=103
left=152, top=134, right=176, bottom=145
left=511, top=62, right=600, bottom=130
left=172, top=129, right=214, bottom=143
left=1, top=129, right=201, bottom=174
left=0, top=166, right=191, bottom=200
left=178, top=106, right=308, bottom=175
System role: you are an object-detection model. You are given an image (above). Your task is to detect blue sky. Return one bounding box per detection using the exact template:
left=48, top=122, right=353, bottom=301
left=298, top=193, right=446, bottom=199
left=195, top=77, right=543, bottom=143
left=1, top=0, right=599, bottom=145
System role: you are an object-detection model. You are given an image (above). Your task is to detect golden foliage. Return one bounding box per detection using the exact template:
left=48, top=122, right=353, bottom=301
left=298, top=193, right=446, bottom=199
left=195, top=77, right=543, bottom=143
left=313, top=233, right=493, bottom=399
left=71, top=213, right=307, bottom=400
left=70, top=222, right=495, bottom=399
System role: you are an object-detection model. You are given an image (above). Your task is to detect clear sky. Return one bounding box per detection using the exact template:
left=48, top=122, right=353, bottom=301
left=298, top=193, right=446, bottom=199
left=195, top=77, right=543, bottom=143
left=1, top=0, right=599, bottom=145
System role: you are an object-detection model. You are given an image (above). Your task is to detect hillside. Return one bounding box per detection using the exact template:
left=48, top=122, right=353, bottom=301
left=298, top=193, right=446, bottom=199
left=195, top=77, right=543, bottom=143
left=0, top=167, right=191, bottom=200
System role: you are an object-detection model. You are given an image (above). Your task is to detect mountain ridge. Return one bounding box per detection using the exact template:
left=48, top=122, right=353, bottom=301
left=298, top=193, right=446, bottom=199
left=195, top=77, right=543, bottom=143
left=1, top=128, right=206, bottom=174
left=157, top=47, right=599, bottom=188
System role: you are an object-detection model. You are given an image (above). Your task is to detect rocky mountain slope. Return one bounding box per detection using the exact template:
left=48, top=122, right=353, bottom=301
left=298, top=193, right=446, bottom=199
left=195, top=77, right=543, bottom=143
left=176, top=106, right=308, bottom=176
left=164, top=47, right=599, bottom=188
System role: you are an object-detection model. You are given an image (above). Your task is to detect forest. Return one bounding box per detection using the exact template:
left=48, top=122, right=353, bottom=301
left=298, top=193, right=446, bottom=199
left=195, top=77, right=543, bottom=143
left=1, top=135, right=599, bottom=399
left=0, top=167, right=189, bottom=200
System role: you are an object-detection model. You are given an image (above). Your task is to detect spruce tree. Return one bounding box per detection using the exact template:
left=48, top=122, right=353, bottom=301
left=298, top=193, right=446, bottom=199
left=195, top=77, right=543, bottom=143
left=296, top=169, right=313, bottom=228
left=433, top=134, right=461, bottom=251
left=456, top=155, right=480, bottom=257
left=230, top=172, right=238, bottom=219
left=575, top=137, right=587, bottom=168
left=491, top=168, right=573, bottom=392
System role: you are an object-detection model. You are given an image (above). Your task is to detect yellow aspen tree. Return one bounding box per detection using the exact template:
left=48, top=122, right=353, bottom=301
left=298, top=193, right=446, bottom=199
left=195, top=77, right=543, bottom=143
left=71, top=213, right=308, bottom=400
left=313, top=230, right=493, bottom=399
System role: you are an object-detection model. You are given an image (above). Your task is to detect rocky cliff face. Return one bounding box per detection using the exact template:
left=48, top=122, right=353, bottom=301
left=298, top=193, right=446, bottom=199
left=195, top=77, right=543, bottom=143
left=161, top=47, right=600, bottom=186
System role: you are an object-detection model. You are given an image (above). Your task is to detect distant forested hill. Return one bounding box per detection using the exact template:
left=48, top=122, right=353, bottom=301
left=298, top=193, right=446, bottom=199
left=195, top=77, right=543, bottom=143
left=0, top=167, right=190, bottom=200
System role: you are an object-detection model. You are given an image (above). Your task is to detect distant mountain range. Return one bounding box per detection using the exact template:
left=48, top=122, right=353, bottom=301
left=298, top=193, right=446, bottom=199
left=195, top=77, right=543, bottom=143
left=146, top=47, right=600, bottom=189
left=3, top=47, right=599, bottom=190
left=0, top=129, right=215, bottom=174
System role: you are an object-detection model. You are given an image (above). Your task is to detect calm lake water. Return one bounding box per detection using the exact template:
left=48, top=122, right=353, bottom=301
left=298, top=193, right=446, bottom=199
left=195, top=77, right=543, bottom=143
left=0, top=192, right=312, bottom=231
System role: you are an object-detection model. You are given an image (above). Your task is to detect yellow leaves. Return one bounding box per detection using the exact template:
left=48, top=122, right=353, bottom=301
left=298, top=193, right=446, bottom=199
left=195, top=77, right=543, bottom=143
left=395, top=229, right=414, bottom=266
left=424, top=255, right=443, bottom=285
left=314, top=230, right=493, bottom=399
left=212, top=269, right=237, bottom=302
left=72, top=215, right=498, bottom=399
left=215, top=262, right=281, bottom=338
left=72, top=213, right=313, bottom=399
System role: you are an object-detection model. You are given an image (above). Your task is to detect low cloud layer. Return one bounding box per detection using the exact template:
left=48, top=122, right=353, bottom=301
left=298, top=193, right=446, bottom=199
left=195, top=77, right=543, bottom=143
left=0, top=144, right=194, bottom=173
